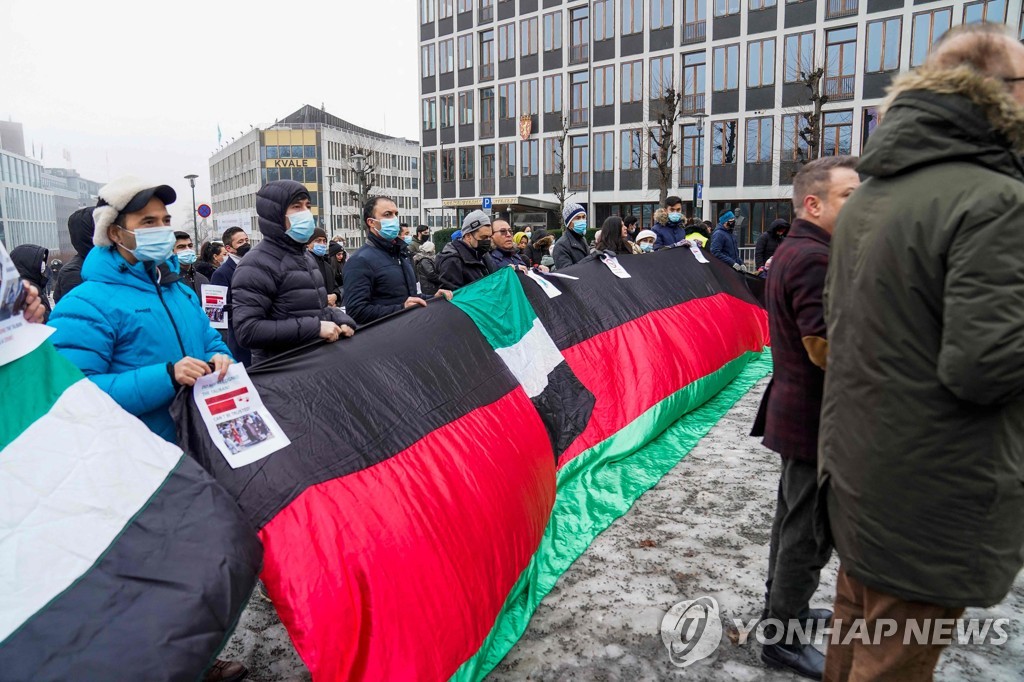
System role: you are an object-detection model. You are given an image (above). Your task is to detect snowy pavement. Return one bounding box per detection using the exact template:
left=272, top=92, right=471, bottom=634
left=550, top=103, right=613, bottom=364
left=222, top=378, right=1024, bottom=681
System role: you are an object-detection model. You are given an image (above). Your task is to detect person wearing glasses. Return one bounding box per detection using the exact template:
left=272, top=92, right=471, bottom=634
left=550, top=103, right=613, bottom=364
left=489, top=219, right=530, bottom=271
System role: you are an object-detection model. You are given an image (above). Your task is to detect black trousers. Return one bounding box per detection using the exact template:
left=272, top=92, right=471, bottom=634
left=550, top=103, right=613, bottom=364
left=764, top=458, right=833, bottom=623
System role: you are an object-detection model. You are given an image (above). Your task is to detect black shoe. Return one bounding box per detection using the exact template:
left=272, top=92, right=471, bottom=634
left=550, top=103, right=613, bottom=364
left=761, top=642, right=825, bottom=681
left=801, top=608, right=833, bottom=634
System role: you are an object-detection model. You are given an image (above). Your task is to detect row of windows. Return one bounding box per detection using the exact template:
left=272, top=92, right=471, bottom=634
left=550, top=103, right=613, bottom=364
left=421, top=9, right=954, bottom=132
left=210, top=143, right=259, bottom=182
left=422, top=108, right=876, bottom=187
left=421, top=0, right=1012, bottom=78
left=264, top=145, right=318, bottom=160
left=2, top=187, right=58, bottom=223
left=211, top=169, right=260, bottom=197
left=0, top=153, right=43, bottom=188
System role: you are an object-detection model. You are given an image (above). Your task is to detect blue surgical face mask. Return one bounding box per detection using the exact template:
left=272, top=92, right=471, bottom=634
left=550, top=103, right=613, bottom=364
left=572, top=220, right=587, bottom=234
left=640, top=243, right=654, bottom=253
left=377, top=217, right=401, bottom=241
left=119, top=225, right=176, bottom=263
left=311, top=242, right=328, bottom=257
left=669, top=212, right=683, bottom=223
left=403, top=235, right=413, bottom=245
left=177, top=248, right=198, bottom=265
left=286, top=209, right=316, bottom=243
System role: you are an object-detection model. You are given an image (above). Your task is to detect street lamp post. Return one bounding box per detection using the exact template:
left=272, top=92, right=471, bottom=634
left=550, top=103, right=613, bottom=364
left=184, top=174, right=199, bottom=244
left=692, top=113, right=708, bottom=220
left=351, top=153, right=368, bottom=240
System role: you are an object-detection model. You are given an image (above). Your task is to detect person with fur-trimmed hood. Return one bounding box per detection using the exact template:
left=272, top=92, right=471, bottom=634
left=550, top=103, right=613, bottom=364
left=552, top=203, right=589, bottom=270
left=820, top=24, right=1024, bottom=681
left=523, top=228, right=554, bottom=268
left=230, top=181, right=356, bottom=365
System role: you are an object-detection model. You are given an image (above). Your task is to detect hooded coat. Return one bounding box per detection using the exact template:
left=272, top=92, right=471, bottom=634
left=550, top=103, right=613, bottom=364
left=436, top=239, right=496, bottom=290
left=820, top=66, right=1024, bottom=608
left=48, top=247, right=230, bottom=442
left=11, top=244, right=50, bottom=320
left=754, top=219, right=789, bottom=269
left=523, top=229, right=553, bottom=267
left=53, top=207, right=95, bottom=304
left=710, top=224, right=741, bottom=267
left=230, top=181, right=356, bottom=365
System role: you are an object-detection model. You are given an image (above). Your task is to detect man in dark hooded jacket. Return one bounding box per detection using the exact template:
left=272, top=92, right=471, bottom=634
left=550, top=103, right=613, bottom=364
left=754, top=219, right=789, bottom=270
left=820, top=25, right=1024, bottom=681
left=11, top=244, right=51, bottom=321
left=437, top=210, right=496, bottom=290
left=710, top=211, right=744, bottom=271
left=53, top=207, right=95, bottom=304
left=230, top=180, right=356, bottom=365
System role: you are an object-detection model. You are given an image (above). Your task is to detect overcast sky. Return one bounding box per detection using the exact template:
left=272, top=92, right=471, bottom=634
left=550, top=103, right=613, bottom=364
left=0, top=0, right=420, bottom=225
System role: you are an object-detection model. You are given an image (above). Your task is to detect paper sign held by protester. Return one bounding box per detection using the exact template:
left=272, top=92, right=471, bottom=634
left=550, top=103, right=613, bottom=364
left=601, top=255, right=632, bottom=279
left=690, top=244, right=710, bottom=264
left=0, top=243, right=53, bottom=367
left=525, top=270, right=561, bottom=298
left=193, top=364, right=290, bottom=468
left=201, top=284, right=229, bottom=330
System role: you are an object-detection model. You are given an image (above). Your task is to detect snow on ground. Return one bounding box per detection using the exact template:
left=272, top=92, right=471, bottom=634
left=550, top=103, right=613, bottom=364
left=222, top=378, right=1024, bottom=681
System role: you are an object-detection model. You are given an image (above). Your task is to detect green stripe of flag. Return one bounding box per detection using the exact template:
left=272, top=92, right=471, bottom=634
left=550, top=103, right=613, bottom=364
left=451, top=349, right=773, bottom=681
left=0, top=343, right=83, bottom=449
left=451, top=268, right=537, bottom=350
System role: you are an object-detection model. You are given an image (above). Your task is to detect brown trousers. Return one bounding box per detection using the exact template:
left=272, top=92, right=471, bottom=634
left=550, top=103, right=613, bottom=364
left=824, top=566, right=965, bottom=682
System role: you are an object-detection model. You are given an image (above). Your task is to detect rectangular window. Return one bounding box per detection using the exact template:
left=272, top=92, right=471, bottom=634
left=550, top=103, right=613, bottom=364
left=593, top=131, right=614, bottom=172
left=570, top=70, right=590, bottom=126
left=712, top=120, right=738, bottom=164
left=912, top=9, right=951, bottom=67
left=680, top=124, right=701, bottom=185
left=498, top=23, right=515, bottom=61
left=458, top=34, right=474, bottom=69
left=745, top=117, right=773, bottom=163
left=570, top=6, right=590, bottom=64
left=825, top=27, right=857, bottom=100
left=480, top=87, right=495, bottom=136
left=440, top=94, right=455, bottom=128
left=651, top=0, right=674, bottom=29
left=480, top=0, right=494, bottom=22
left=651, top=55, right=674, bottom=99
left=570, top=135, right=589, bottom=190
left=439, top=0, right=453, bottom=19
left=522, top=78, right=539, bottom=115
left=784, top=32, right=815, bottom=83
left=862, top=107, right=880, bottom=149
left=459, top=147, right=475, bottom=180
left=521, top=17, right=539, bottom=56
left=544, top=74, right=563, bottom=113
left=459, top=0, right=472, bottom=12
left=595, top=0, right=615, bottom=40
left=439, top=39, right=454, bottom=74
left=782, top=112, right=808, bottom=160
left=459, top=91, right=475, bottom=124
left=714, top=0, right=740, bottom=17
left=522, top=139, right=539, bottom=176
left=622, top=60, right=643, bottom=103
left=713, top=44, right=739, bottom=92
left=421, top=44, right=436, bottom=77
left=481, top=144, right=496, bottom=179
left=544, top=137, right=562, bottom=175
left=543, top=11, right=562, bottom=51
left=421, top=0, right=435, bottom=24
left=480, top=29, right=495, bottom=79
left=964, top=0, right=1006, bottom=24
left=747, top=39, right=775, bottom=88
left=681, top=51, right=706, bottom=113
left=441, top=149, right=456, bottom=182
left=594, top=65, right=615, bottom=107
left=823, top=111, right=853, bottom=156
left=500, top=142, right=516, bottom=177
left=422, top=98, right=437, bottom=130
left=623, top=0, right=644, bottom=34
left=866, top=18, right=901, bottom=73
left=749, top=0, right=776, bottom=8
left=621, top=129, right=643, bottom=170
left=682, top=0, right=707, bottom=43
left=423, top=151, right=438, bottom=182
left=498, top=83, right=516, bottom=119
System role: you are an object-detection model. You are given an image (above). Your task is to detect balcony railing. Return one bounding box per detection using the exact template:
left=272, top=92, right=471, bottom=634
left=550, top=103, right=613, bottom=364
left=479, top=63, right=494, bottom=80
left=680, top=93, right=706, bottom=114
left=826, top=0, right=858, bottom=19
left=824, top=74, right=855, bottom=100
left=681, top=21, right=706, bottom=45
left=569, top=108, right=589, bottom=127
left=569, top=44, right=589, bottom=64
left=569, top=172, right=589, bottom=191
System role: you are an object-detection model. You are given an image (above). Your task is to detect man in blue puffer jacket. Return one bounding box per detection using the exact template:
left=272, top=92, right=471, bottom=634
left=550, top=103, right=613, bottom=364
left=710, top=210, right=746, bottom=272
left=49, top=176, right=234, bottom=443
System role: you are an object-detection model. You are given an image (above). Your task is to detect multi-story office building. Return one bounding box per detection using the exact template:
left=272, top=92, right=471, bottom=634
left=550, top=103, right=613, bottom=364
left=418, top=0, right=1023, bottom=244
left=41, top=168, right=103, bottom=257
left=209, top=105, right=421, bottom=249
left=0, top=150, right=58, bottom=252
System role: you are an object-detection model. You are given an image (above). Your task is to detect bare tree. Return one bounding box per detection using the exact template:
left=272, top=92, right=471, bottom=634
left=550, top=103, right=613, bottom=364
left=550, top=115, right=575, bottom=216
left=797, top=66, right=828, bottom=162
left=646, top=88, right=684, bottom=207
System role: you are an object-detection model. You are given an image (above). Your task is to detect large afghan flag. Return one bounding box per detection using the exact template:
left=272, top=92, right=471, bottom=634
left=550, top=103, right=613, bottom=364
left=0, top=343, right=262, bottom=680
left=174, top=246, right=771, bottom=681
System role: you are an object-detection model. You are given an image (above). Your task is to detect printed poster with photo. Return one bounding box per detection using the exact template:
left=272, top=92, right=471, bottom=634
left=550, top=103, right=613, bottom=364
left=193, top=364, right=290, bottom=468
left=0, top=242, right=53, bottom=367
left=201, top=284, right=229, bottom=330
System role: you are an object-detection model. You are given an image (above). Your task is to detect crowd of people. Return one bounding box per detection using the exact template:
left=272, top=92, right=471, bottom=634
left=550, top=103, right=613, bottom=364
left=4, top=21, right=1021, bottom=682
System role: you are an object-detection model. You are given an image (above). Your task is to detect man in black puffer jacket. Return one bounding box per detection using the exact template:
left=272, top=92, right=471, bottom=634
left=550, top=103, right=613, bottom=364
left=437, top=210, right=496, bottom=290
left=231, top=180, right=356, bottom=364
left=53, top=207, right=95, bottom=304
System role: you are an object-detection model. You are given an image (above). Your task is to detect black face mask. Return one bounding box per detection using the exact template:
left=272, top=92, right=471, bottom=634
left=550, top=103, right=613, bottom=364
left=475, top=239, right=492, bottom=255
left=236, top=243, right=252, bottom=258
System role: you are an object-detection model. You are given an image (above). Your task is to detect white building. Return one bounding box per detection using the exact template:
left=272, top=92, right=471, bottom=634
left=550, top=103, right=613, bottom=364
left=0, top=149, right=58, bottom=252
left=209, top=105, right=421, bottom=249
left=417, top=0, right=1023, bottom=244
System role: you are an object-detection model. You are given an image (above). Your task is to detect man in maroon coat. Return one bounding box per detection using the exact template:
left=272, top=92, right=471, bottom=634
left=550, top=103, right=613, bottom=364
left=751, top=156, right=860, bottom=680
